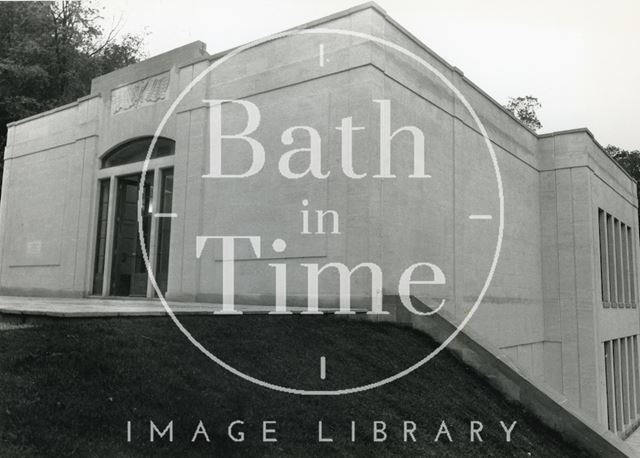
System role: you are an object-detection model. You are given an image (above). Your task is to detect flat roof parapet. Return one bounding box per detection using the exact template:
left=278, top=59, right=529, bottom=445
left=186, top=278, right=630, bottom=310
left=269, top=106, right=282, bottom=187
left=90, top=41, right=209, bottom=95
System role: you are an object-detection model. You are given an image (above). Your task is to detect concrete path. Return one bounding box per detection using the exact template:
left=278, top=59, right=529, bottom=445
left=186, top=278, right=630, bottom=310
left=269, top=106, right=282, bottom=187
left=0, top=295, right=343, bottom=318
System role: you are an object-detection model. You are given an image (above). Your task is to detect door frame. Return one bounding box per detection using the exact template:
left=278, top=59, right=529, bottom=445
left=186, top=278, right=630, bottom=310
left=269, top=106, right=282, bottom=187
left=89, top=155, right=174, bottom=298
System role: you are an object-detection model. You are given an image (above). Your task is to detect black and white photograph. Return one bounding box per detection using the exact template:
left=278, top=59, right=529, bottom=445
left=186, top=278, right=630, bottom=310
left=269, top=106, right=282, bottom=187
left=0, top=0, right=639, bottom=456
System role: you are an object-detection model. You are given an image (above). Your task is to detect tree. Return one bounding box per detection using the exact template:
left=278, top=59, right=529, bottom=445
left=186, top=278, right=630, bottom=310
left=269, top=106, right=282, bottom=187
left=606, top=145, right=640, bottom=181
left=505, top=96, right=542, bottom=132
left=0, top=1, right=144, bottom=199
left=606, top=145, right=640, bottom=226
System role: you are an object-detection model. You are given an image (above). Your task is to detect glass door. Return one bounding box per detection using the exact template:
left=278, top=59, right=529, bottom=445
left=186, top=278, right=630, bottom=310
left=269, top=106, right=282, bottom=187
left=110, top=173, right=153, bottom=297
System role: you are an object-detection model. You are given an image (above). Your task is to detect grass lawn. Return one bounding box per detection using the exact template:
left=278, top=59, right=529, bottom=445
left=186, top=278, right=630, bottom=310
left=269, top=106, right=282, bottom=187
left=0, top=315, right=589, bottom=457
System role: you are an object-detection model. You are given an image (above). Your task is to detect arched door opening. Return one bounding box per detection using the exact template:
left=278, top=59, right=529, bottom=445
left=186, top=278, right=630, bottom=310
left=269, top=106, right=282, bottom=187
left=91, top=137, right=175, bottom=298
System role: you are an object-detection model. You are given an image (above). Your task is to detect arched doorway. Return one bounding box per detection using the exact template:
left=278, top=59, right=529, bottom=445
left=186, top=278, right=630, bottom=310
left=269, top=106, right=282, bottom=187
left=91, top=137, right=175, bottom=298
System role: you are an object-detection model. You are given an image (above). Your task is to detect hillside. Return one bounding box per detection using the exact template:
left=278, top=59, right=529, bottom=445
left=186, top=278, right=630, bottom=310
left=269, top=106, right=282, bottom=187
left=0, top=315, right=589, bottom=456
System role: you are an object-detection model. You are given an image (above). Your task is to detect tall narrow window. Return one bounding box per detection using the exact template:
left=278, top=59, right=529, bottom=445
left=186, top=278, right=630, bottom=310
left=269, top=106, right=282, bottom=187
left=599, top=209, right=610, bottom=304
left=622, top=224, right=631, bottom=307
left=627, top=337, right=637, bottom=417
left=600, top=209, right=636, bottom=308
left=628, top=226, right=636, bottom=307
left=605, top=336, right=640, bottom=433
left=607, top=214, right=617, bottom=305
left=155, top=168, right=174, bottom=294
left=614, top=339, right=624, bottom=429
left=621, top=338, right=630, bottom=425
left=635, top=336, right=640, bottom=415
left=615, top=218, right=624, bottom=305
left=605, top=341, right=616, bottom=431
left=92, top=179, right=110, bottom=295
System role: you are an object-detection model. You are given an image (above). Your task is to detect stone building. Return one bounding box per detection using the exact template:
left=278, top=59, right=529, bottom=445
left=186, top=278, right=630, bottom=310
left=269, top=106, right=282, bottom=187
left=0, top=2, right=638, bottom=437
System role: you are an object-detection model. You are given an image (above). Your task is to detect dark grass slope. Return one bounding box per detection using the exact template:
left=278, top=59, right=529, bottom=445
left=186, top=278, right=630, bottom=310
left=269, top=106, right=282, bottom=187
left=0, top=315, right=589, bottom=457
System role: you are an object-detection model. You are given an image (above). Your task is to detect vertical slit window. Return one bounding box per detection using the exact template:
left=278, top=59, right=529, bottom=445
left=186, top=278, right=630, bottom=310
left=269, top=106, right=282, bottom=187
left=615, top=219, right=624, bottom=306
left=614, top=339, right=623, bottom=429
left=605, top=341, right=616, bottom=431
left=635, top=336, right=640, bottom=415
left=605, top=335, right=640, bottom=434
left=622, top=223, right=631, bottom=307
left=600, top=210, right=636, bottom=309
left=621, top=338, right=630, bottom=426
left=607, top=214, right=617, bottom=306
left=629, top=226, right=636, bottom=307
left=627, top=337, right=637, bottom=419
left=599, top=209, right=610, bottom=304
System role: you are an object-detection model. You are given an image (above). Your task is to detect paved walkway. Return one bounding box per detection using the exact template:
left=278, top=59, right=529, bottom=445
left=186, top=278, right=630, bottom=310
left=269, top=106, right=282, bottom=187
left=0, top=295, right=342, bottom=318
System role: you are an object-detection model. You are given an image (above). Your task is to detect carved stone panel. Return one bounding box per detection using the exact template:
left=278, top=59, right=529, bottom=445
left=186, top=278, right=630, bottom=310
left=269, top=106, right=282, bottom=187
left=111, top=72, right=170, bottom=115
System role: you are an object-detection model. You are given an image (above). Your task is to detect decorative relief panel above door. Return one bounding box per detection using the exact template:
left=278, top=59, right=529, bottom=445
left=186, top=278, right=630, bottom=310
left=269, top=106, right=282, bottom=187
left=111, top=72, right=170, bottom=115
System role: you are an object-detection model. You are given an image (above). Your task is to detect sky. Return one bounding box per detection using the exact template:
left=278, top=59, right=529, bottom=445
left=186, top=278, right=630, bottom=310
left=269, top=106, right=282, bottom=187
left=97, top=0, right=640, bottom=150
